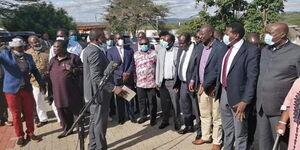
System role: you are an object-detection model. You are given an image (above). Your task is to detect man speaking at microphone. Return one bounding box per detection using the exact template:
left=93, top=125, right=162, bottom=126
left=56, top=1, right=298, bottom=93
left=82, top=29, right=127, bottom=150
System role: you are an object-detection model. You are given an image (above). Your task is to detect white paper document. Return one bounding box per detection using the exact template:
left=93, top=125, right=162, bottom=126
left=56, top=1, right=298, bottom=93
left=121, top=86, right=136, bottom=101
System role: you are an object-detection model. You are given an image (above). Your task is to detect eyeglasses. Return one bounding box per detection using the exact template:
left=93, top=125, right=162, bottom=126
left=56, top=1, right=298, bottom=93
left=140, top=43, right=148, bottom=45
left=195, top=36, right=200, bottom=39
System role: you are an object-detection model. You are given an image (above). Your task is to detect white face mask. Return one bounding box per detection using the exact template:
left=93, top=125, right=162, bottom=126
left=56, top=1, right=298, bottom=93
left=264, top=33, right=275, bottom=45
left=117, top=39, right=124, bottom=46
left=12, top=50, right=24, bottom=56
left=223, top=35, right=232, bottom=45
left=33, top=45, right=43, bottom=51
left=56, top=37, right=65, bottom=41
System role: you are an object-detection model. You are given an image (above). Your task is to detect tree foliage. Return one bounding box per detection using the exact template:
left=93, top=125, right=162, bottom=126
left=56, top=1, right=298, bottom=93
left=1, top=2, right=76, bottom=39
left=0, top=0, right=40, bottom=18
left=178, top=0, right=285, bottom=35
left=105, top=0, right=169, bottom=35
left=244, top=0, right=285, bottom=34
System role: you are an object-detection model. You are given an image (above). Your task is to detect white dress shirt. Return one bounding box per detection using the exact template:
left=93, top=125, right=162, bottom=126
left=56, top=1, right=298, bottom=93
left=49, top=40, right=83, bottom=60
left=178, top=43, right=194, bottom=82
left=163, top=47, right=176, bottom=79
left=221, top=39, right=244, bottom=84
left=116, top=46, right=124, bottom=62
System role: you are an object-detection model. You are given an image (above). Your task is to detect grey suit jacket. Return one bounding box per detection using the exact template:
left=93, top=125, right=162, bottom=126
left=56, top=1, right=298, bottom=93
left=82, top=44, right=114, bottom=103
left=257, top=41, right=300, bottom=116
left=155, top=45, right=178, bottom=86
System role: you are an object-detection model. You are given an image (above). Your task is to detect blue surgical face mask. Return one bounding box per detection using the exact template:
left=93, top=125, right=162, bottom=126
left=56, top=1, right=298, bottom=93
left=264, top=33, right=275, bottom=45
left=69, top=35, right=78, bottom=41
left=106, top=40, right=113, bottom=47
left=160, top=40, right=169, bottom=49
left=223, top=35, right=232, bottom=45
left=99, top=43, right=107, bottom=52
left=140, top=45, right=149, bottom=52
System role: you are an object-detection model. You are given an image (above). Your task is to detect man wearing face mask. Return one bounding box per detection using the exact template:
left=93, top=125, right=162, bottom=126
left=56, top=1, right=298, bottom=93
left=0, top=38, right=46, bottom=146
left=155, top=33, right=181, bottom=130
left=26, top=35, right=51, bottom=128
left=173, top=34, right=201, bottom=135
left=256, top=22, right=300, bottom=150
left=105, top=32, right=114, bottom=49
left=215, top=22, right=260, bottom=150
left=107, top=33, right=136, bottom=124
left=134, top=38, right=158, bottom=126
left=49, top=29, right=83, bottom=60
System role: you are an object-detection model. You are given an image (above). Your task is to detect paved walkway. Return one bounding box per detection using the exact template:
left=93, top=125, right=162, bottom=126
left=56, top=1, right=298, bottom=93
left=0, top=108, right=213, bottom=150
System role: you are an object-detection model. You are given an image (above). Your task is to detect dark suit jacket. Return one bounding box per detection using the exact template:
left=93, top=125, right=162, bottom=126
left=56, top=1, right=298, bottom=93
left=174, top=43, right=201, bottom=89
left=216, top=40, right=260, bottom=107
left=106, top=46, right=134, bottom=85
left=82, top=44, right=114, bottom=103
left=257, top=41, right=300, bottom=116
left=192, top=40, right=227, bottom=94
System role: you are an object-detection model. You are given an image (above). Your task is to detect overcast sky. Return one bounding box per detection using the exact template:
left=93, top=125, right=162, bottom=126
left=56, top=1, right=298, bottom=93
left=46, top=0, right=300, bottom=22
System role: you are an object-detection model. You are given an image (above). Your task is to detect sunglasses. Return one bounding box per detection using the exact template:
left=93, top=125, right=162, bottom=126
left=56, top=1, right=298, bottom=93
left=140, top=43, right=148, bottom=45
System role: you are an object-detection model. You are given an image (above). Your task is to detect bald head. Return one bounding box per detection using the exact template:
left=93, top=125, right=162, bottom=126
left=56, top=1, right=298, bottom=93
left=270, top=22, right=289, bottom=35
left=89, top=29, right=106, bottom=44
left=201, top=24, right=214, bottom=33
left=266, top=22, right=289, bottom=46
left=246, top=32, right=260, bottom=47
left=28, top=35, right=42, bottom=50
left=28, top=35, right=39, bottom=42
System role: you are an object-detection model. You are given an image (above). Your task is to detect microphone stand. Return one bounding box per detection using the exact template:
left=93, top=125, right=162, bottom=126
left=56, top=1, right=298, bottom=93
left=66, top=62, right=119, bottom=150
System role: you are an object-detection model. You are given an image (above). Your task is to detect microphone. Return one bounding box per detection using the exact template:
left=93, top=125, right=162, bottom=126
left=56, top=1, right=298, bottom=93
left=104, top=61, right=121, bottom=75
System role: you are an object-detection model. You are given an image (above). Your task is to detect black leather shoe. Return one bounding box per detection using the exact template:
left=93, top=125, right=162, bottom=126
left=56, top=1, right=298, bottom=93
left=178, top=126, right=194, bottom=134
left=27, top=135, right=42, bottom=142
left=130, top=118, right=137, bottom=123
left=174, top=123, right=181, bottom=131
left=137, top=117, right=147, bottom=124
left=150, top=119, right=156, bottom=126
left=158, top=122, right=169, bottom=129
left=195, top=134, right=201, bottom=140
left=16, top=137, right=25, bottom=146
left=118, top=119, right=125, bottom=125
left=57, top=132, right=66, bottom=139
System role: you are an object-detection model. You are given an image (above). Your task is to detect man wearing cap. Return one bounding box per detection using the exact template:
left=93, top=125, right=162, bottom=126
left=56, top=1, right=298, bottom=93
left=0, top=38, right=45, bottom=146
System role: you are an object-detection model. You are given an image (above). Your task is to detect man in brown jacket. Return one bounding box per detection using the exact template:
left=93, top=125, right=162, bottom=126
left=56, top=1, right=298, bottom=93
left=27, top=35, right=59, bottom=127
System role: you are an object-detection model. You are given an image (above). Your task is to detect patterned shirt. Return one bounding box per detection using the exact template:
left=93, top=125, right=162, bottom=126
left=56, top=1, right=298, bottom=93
left=134, top=50, right=157, bottom=88
left=26, top=47, right=49, bottom=87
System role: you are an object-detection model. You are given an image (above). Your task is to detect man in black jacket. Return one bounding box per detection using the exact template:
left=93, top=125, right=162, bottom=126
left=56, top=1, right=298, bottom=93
left=216, top=22, right=260, bottom=150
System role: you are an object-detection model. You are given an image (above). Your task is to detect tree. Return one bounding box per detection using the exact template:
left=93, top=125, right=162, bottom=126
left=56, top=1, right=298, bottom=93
left=179, top=0, right=247, bottom=35
left=243, top=0, right=285, bottom=34
left=0, top=0, right=40, bottom=18
left=105, top=0, right=169, bottom=35
left=1, top=2, right=76, bottom=39
left=179, top=0, right=284, bottom=36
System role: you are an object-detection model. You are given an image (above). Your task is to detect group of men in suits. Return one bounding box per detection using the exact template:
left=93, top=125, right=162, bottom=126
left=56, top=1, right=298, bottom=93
left=4, top=20, right=296, bottom=150
left=153, top=21, right=299, bottom=150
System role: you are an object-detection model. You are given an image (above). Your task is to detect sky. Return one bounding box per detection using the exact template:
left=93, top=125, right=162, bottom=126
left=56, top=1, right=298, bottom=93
left=46, top=0, right=300, bottom=22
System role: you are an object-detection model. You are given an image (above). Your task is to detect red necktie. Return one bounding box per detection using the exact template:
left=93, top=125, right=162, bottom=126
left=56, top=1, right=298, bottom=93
left=222, top=46, right=233, bottom=87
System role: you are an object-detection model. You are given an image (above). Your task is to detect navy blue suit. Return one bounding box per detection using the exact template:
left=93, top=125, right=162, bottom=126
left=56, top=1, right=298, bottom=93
left=107, top=46, right=135, bottom=122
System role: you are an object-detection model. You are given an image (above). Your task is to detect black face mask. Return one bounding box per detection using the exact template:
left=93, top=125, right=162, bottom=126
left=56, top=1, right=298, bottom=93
left=166, top=41, right=174, bottom=50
